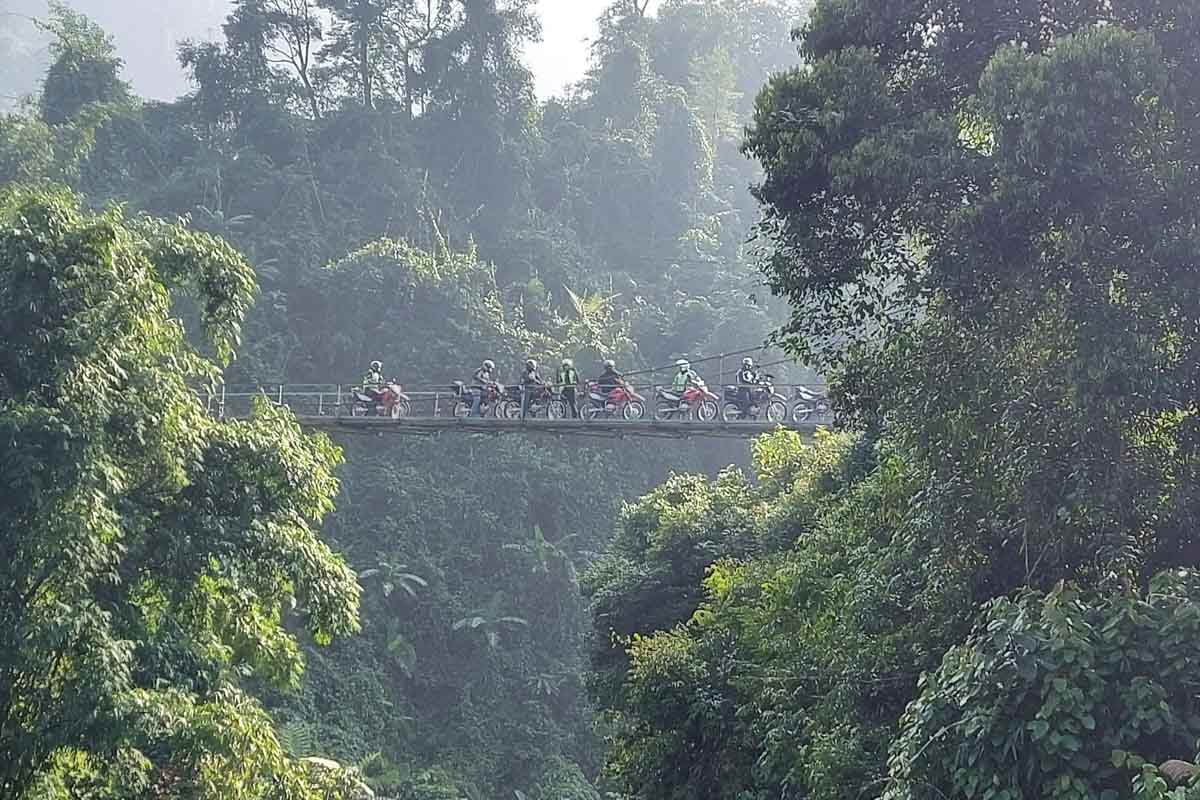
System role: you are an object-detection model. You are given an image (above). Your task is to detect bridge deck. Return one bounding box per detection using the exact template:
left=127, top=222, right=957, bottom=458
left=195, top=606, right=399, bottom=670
left=290, top=416, right=814, bottom=439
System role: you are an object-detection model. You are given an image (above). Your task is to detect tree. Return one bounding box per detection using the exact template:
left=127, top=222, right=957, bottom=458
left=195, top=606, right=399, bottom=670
left=728, top=0, right=1200, bottom=796
left=582, top=5, right=1200, bottom=798
left=417, top=0, right=540, bottom=247
left=0, top=2, right=820, bottom=797
left=745, top=3, right=1200, bottom=589
left=38, top=1, right=131, bottom=125
left=0, top=185, right=360, bottom=798
left=242, top=0, right=326, bottom=120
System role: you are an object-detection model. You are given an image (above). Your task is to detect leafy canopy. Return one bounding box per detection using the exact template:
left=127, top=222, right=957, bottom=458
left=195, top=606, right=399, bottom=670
left=0, top=185, right=360, bottom=798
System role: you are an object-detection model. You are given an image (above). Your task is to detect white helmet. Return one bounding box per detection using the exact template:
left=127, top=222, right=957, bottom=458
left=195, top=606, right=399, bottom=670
left=526, top=359, right=537, bottom=370
left=742, top=357, right=754, bottom=369
left=562, top=357, right=574, bottom=367
left=370, top=360, right=382, bottom=371
left=676, top=359, right=690, bottom=371
left=483, top=359, right=495, bottom=370
left=603, top=359, right=616, bottom=369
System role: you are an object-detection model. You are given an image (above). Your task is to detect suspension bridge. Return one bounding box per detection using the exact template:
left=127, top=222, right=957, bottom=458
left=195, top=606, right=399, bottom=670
left=209, top=381, right=831, bottom=440
left=206, top=347, right=832, bottom=439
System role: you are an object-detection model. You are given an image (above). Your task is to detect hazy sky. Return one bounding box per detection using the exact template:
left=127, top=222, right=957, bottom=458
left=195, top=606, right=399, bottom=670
left=5, top=0, right=661, bottom=101
left=528, top=0, right=663, bottom=97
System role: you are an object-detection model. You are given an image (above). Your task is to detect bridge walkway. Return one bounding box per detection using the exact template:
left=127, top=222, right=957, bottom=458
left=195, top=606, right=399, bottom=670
left=207, top=383, right=832, bottom=440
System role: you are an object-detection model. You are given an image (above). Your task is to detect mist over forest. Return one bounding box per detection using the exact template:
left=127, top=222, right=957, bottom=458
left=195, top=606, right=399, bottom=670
left=4, top=1, right=1200, bottom=800
left=1, top=0, right=229, bottom=102
left=0, top=1, right=657, bottom=106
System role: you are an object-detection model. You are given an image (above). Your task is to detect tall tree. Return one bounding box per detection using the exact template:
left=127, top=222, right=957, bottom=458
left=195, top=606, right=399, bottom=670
left=0, top=185, right=360, bottom=797
left=226, top=0, right=326, bottom=120
left=745, top=0, right=1200, bottom=588
left=418, top=0, right=540, bottom=246
left=38, top=1, right=131, bottom=125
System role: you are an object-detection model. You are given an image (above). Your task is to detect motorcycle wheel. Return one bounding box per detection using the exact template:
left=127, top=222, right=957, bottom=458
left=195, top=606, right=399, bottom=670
left=766, top=400, right=787, bottom=423
left=547, top=400, right=567, bottom=419
left=721, top=402, right=742, bottom=423
left=654, top=401, right=676, bottom=420
left=390, top=400, right=411, bottom=419
left=351, top=403, right=368, bottom=417
left=697, top=400, right=719, bottom=422
left=499, top=400, right=522, bottom=420
left=622, top=400, right=646, bottom=420
left=792, top=403, right=814, bottom=423
left=452, top=400, right=471, bottom=418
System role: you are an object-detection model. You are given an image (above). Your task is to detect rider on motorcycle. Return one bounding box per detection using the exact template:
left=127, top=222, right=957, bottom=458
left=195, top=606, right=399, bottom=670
left=470, top=359, right=497, bottom=417
left=362, top=360, right=385, bottom=401
left=594, top=359, right=624, bottom=408
left=736, top=357, right=760, bottom=419
left=669, top=359, right=700, bottom=406
left=521, top=358, right=545, bottom=418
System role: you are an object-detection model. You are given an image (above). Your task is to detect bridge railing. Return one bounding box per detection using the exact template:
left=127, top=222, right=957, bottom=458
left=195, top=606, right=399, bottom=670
left=204, top=382, right=834, bottom=425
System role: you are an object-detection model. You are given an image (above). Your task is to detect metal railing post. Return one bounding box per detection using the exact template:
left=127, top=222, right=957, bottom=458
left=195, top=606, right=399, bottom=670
left=220, top=384, right=226, bottom=419
left=277, top=385, right=284, bottom=406
left=434, top=391, right=441, bottom=418
left=336, top=385, right=343, bottom=416
left=317, top=391, right=324, bottom=416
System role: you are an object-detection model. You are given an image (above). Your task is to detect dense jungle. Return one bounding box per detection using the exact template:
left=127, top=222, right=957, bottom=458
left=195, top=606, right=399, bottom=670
left=4, top=1, right=1200, bottom=799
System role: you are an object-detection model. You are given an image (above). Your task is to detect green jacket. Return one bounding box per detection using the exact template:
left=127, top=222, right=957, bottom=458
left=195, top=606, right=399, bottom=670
left=672, top=369, right=698, bottom=392
left=556, top=365, right=579, bottom=387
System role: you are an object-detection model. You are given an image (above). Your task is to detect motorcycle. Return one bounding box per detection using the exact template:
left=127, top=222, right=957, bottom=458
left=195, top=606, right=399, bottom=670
left=655, top=380, right=719, bottom=421
left=351, top=382, right=411, bottom=418
left=499, top=384, right=567, bottom=419
left=581, top=381, right=646, bottom=420
left=721, top=375, right=787, bottom=422
left=792, top=384, right=831, bottom=423
left=450, top=381, right=504, bottom=418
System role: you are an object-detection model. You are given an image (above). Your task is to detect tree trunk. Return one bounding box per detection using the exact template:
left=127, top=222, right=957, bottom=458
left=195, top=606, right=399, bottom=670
left=359, top=32, right=372, bottom=109
left=402, top=48, right=413, bottom=120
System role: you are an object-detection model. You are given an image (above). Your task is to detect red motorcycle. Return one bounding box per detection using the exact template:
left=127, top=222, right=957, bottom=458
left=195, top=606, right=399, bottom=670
left=655, top=380, right=719, bottom=421
left=582, top=381, right=646, bottom=420
left=352, top=382, right=411, bottom=418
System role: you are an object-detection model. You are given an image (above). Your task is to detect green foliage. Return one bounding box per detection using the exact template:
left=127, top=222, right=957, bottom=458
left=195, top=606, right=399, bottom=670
left=585, top=430, right=906, bottom=800
left=38, top=2, right=132, bottom=125
left=887, top=573, right=1200, bottom=800
left=0, top=114, right=56, bottom=184
left=570, top=3, right=1200, bottom=800
left=0, top=2, right=813, bottom=798
left=0, top=186, right=359, bottom=798
left=745, top=2, right=1200, bottom=593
